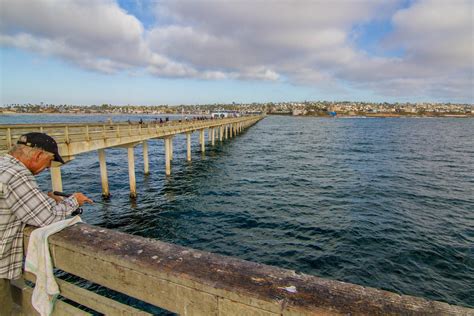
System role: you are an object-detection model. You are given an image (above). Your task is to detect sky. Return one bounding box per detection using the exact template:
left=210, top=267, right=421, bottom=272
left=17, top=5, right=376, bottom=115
left=0, top=0, right=472, bottom=106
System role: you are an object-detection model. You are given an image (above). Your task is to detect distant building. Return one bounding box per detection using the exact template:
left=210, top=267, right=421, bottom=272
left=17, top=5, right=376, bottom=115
left=211, top=110, right=240, bottom=118
left=292, top=109, right=307, bottom=116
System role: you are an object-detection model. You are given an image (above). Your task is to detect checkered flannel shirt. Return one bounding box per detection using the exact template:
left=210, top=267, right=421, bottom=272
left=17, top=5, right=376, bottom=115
left=0, top=154, right=79, bottom=279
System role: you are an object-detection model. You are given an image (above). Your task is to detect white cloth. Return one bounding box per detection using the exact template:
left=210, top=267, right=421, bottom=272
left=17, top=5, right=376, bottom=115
left=25, top=216, right=82, bottom=316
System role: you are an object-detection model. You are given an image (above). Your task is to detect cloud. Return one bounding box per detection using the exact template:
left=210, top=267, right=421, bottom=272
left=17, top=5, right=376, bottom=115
left=0, top=0, right=151, bottom=68
left=355, top=0, right=473, bottom=101
left=0, top=0, right=472, bottom=102
left=148, top=0, right=393, bottom=77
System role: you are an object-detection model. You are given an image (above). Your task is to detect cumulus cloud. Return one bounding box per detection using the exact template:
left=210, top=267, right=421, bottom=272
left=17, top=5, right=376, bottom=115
left=0, top=0, right=472, bottom=102
left=0, top=0, right=151, bottom=69
left=148, top=0, right=395, bottom=80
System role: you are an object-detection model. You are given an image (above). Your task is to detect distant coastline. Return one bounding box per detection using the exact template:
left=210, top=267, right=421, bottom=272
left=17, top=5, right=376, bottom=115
left=1, top=100, right=472, bottom=118
left=1, top=111, right=472, bottom=118
left=267, top=112, right=473, bottom=118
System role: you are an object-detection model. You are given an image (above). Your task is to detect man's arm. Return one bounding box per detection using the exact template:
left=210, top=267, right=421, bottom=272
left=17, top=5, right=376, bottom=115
left=6, top=172, right=79, bottom=227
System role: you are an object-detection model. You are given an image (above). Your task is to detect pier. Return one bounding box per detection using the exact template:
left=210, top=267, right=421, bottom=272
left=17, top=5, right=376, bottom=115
left=0, top=116, right=263, bottom=197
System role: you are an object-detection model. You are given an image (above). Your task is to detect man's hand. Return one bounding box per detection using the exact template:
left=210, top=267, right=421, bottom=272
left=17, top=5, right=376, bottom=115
left=72, top=192, right=94, bottom=206
left=47, top=191, right=63, bottom=204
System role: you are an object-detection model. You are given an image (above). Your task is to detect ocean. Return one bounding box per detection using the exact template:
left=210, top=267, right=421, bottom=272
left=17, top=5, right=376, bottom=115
left=1, top=113, right=473, bottom=309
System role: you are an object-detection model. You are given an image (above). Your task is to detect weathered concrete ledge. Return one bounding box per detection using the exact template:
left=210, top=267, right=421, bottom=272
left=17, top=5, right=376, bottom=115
left=20, top=224, right=472, bottom=315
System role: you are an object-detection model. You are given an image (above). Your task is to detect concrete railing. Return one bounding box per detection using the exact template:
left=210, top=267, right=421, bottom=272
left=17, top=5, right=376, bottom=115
left=11, top=223, right=472, bottom=315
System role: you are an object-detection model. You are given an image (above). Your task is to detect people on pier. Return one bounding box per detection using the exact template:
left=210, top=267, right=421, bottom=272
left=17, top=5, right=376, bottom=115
left=0, top=132, right=92, bottom=315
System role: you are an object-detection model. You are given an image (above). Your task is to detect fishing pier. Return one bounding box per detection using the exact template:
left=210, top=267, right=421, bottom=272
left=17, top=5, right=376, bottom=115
left=0, top=116, right=262, bottom=197
left=0, top=116, right=472, bottom=315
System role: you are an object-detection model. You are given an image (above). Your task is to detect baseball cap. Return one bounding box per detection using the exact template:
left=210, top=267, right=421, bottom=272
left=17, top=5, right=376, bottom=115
left=17, top=132, right=65, bottom=164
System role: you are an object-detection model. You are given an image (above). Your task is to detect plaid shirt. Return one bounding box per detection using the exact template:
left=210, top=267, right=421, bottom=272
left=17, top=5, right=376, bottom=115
left=0, top=154, right=79, bottom=279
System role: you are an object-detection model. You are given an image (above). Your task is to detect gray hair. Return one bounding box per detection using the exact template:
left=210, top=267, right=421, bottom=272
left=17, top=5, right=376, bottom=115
left=8, top=144, right=49, bottom=159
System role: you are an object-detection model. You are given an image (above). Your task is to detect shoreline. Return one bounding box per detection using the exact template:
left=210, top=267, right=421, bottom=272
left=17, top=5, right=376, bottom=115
left=1, top=112, right=472, bottom=118
left=268, top=113, right=473, bottom=118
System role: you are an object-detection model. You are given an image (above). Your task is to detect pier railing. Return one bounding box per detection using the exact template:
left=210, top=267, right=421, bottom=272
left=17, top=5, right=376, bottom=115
left=11, top=223, right=472, bottom=315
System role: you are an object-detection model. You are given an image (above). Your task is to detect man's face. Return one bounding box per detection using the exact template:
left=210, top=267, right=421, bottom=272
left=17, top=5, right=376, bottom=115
left=29, top=150, right=54, bottom=175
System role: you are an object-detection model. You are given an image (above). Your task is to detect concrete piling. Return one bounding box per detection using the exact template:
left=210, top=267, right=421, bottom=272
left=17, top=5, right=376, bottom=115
left=127, top=146, right=136, bottom=198
left=200, top=129, right=205, bottom=153
left=50, top=165, right=62, bottom=192
left=143, top=141, right=149, bottom=175
left=165, top=137, right=171, bottom=176
left=170, top=137, right=173, bottom=161
left=98, top=149, right=110, bottom=198
left=186, top=133, right=192, bottom=162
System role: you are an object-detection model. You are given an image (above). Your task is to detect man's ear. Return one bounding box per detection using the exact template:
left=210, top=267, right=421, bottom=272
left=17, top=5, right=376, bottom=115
left=33, top=150, right=43, bottom=160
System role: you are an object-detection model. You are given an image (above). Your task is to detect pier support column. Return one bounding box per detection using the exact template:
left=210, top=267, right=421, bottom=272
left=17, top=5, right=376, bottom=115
left=186, top=133, right=192, bottom=162
left=50, top=165, right=63, bottom=192
left=208, top=129, right=212, bottom=142
left=211, top=128, right=215, bottom=146
left=225, top=125, right=228, bottom=139
left=170, top=137, right=173, bottom=161
left=229, top=124, right=233, bottom=138
left=220, top=126, right=224, bottom=141
left=143, top=141, right=149, bottom=175
left=127, top=146, right=137, bottom=198
left=164, top=137, right=171, bottom=176
left=98, top=149, right=110, bottom=198
left=200, top=129, right=205, bottom=153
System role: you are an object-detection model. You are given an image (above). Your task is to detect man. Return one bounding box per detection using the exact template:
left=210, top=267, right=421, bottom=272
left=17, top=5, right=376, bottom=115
left=0, top=132, right=92, bottom=315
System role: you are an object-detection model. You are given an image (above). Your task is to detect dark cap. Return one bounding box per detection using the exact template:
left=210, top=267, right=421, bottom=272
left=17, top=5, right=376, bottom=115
left=17, top=132, right=65, bottom=164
